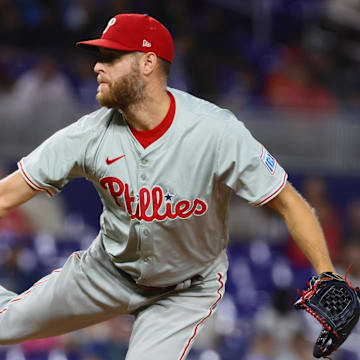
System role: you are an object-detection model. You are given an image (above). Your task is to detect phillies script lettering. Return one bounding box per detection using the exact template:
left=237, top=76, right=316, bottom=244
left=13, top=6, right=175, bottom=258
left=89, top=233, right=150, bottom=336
left=100, top=177, right=208, bottom=222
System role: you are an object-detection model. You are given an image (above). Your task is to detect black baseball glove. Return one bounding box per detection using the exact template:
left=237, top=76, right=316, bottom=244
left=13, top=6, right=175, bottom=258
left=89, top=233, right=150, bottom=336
left=294, top=271, right=360, bottom=359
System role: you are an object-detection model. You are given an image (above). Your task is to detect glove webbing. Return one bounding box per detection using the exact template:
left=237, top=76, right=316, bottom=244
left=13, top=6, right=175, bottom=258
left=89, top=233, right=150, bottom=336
left=297, top=266, right=360, bottom=359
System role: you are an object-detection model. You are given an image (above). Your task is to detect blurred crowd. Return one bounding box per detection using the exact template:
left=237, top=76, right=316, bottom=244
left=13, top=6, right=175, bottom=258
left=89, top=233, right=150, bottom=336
left=1, top=0, right=360, bottom=359
left=1, top=0, right=360, bottom=120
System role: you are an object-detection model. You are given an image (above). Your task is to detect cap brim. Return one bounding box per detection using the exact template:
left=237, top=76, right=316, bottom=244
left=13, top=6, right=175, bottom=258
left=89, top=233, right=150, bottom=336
left=76, top=38, right=135, bottom=52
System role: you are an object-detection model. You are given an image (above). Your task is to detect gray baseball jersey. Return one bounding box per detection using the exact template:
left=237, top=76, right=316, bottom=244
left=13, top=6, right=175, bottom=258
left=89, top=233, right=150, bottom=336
left=4, top=87, right=287, bottom=358
left=18, top=87, right=287, bottom=287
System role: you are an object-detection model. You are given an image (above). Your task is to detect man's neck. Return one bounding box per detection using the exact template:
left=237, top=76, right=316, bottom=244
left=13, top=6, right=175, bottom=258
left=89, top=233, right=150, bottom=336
left=121, top=86, right=170, bottom=131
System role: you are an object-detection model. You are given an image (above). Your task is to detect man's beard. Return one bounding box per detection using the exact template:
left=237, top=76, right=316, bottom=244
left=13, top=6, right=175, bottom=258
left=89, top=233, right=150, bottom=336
left=96, top=65, right=146, bottom=110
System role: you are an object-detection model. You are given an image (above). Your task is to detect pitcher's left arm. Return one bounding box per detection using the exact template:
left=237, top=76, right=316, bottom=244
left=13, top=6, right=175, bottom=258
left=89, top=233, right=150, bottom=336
left=267, top=182, right=335, bottom=274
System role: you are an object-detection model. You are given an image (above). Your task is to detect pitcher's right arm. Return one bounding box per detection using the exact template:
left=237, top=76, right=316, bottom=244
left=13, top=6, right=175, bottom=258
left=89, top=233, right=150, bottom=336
left=0, top=170, right=40, bottom=218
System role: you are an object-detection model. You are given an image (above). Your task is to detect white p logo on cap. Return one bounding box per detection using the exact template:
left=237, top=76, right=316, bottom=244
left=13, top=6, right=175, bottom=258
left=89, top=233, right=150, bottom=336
left=103, top=17, right=116, bottom=35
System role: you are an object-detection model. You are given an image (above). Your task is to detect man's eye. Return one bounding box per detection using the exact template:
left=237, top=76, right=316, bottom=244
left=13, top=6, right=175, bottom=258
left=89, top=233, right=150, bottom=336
left=98, top=54, right=116, bottom=63
left=98, top=55, right=114, bottom=63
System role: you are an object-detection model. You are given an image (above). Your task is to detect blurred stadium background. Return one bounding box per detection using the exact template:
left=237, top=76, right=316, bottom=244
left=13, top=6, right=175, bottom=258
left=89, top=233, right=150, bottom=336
left=1, top=0, right=360, bottom=359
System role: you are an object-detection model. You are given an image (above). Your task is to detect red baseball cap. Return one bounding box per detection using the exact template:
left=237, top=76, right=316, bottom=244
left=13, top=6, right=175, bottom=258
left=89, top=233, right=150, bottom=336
left=76, top=13, right=174, bottom=63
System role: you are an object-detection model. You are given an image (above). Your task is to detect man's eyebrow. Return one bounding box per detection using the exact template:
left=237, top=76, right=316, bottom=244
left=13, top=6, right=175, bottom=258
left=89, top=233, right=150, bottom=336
left=99, top=49, right=129, bottom=56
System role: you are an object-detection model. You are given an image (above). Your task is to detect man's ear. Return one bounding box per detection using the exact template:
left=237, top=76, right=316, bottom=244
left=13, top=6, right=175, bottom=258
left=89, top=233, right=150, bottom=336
left=142, top=52, right=157, bottom=76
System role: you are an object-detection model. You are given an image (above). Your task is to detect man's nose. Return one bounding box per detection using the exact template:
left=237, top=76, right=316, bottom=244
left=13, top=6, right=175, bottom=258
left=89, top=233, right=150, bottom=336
left=94, top=62, right=104, bottom=74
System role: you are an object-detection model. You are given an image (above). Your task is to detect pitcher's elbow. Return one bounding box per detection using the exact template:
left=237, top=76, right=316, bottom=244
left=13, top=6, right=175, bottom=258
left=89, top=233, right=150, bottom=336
left=0, top=201, right=11, bottom=219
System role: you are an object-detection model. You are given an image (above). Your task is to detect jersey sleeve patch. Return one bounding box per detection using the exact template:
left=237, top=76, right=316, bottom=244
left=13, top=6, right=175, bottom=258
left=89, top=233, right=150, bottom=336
left=260, top=146, right=277, bottom=175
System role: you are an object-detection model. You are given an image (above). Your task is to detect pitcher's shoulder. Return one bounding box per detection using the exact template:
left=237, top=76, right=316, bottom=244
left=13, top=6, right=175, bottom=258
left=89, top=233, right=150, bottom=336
left=76, top=107, right=116, bottom=129
left=54, top=108, right=118, bottom=146
left=169, top=88, right=243, bottom=132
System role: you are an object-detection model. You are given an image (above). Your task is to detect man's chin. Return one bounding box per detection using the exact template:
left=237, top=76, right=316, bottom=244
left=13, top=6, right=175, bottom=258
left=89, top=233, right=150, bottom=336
left=96, top=93, right=114, bottom=108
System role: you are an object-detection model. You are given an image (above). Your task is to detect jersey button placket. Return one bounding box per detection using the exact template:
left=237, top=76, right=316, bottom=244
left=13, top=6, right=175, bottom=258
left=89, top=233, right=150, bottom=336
left=139, top=157, right=149, bottom=186
left=139, top=157, right=148, bottom=183
left=138, top=157, right=152, bottom=275
left=141, top=227, right=153, bottom=271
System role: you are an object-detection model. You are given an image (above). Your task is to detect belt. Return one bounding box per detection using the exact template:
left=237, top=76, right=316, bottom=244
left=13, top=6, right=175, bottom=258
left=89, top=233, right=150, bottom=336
left=118, top=267, right=202, bottom=293
left=136, top=275, right=202, bottom=294
left=136, top=283, right=177, bottom=293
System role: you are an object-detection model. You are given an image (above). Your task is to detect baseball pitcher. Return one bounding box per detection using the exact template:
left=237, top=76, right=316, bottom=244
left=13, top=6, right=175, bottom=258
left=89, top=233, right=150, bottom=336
left=0, top=13, right=358, bottom=359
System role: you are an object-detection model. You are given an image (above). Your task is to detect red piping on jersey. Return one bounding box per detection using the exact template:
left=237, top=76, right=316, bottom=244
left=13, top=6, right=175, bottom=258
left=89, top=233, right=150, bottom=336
left=255, top=172, right=287, bottom=207
left=178, top=272, right=224, bottom=360
left=9, top=279, right=49, bottom=304
left=0, top=308, right=8, bottom=315
left=130, top=91, right=176, bottom=149
left=0, top=268, right=63, bottom=315
left=73, top=252, right=81, bottom=260
left=0, top=278, right=50, bottom=314
left=18, top=161, right=53, bottom=197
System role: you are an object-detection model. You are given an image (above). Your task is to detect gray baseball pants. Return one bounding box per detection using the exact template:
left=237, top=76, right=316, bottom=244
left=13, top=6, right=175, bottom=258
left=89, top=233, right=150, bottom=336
left=0, top=237, right=227, bottom=360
